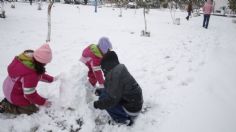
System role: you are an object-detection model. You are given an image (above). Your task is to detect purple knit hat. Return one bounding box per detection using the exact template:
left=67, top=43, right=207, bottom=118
left=97, top=37, right=113, bottom=54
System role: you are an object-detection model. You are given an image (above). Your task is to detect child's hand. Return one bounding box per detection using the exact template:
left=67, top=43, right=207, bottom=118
left=53, top=75, right=60, bottom=81
left=54, top=73, right=63, bottom=82
left=43, top=100, right=52, bottom=108
left=95, top=89, right=103, bottom=96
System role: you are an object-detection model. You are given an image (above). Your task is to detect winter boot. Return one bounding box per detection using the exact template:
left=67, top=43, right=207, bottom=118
left=0, top=98, right=19, bottom=114
left=186, top=16, right=189, bottom=20
left=0, top=99, right=7, bottom=113
left=108, top=118, right=133, bottom=126
left=0, top=104, right=5, bottom=113
left=127, top=119, right=134, bottom=126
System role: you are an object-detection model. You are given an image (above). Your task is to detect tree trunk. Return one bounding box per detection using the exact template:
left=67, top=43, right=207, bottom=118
left=143, top=7, right=147, bottom=32
left=46, top=0, right=54, bottom=42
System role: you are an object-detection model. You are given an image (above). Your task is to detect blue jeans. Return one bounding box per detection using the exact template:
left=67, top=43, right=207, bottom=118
left=203, top=14, right=210, bottom=28
left=98, top=90, right=135, bottom=124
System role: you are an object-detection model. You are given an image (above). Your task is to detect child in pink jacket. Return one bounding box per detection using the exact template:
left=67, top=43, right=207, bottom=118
left=80, top=37, right=113, bottom=89
left=202, top=0, right=213, bottom=29
left=0, top=44, right=56, bottom=115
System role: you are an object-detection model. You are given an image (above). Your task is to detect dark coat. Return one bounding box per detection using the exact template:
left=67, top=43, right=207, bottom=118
left=94, top=64, right=143, bottom=113
left=187, top=2, right=193, bottom=12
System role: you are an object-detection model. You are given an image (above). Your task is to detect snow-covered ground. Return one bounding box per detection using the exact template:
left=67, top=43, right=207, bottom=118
left=1, top=2, right=236, bottom=132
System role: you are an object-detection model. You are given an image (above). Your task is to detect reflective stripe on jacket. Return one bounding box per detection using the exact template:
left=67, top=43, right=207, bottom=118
left=3, top=57, right=53, bottom=106
left=80, top=44, right=104, bottom=84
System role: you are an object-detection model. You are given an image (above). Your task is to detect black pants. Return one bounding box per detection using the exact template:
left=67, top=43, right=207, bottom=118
left=203, top=14, right=210, bottom=29
left=186, top=12, right=191, bottom=20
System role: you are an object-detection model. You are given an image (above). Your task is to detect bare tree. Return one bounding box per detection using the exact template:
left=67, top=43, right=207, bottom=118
left=140, top=0, right=150, bottom=37
left=46, top=0, right=54, bottom=42
left=95, top=0, right=98, bottom=12
left=38, top=0, right=42, bottom=10
left=168, top=1, right=178, bottom=24
left=0, top=0, right=6, bottom=18
left=11, top=0, right=16, bottom=8
left=228, top=0, right=236, bottom=14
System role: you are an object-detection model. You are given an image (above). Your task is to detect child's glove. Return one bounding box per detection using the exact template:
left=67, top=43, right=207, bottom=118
left=93, top=101, right=99, bottom=109
left=53, top=75, right=60, bottom=82
left=54, top=73, right=64, bottom=82
left=95, top=88, right=103, bottom=96
left=43, top=100, right=52, bottom=108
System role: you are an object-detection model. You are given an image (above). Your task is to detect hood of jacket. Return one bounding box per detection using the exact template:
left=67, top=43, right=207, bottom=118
left=90, top=44, right=103, bottom=58
left=101, top=51, right=120, bottom=75
left=8, top=52, right=36, bottom=78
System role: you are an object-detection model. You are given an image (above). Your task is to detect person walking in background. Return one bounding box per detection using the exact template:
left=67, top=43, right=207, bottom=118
left=0, top=0, right=6, bottom=18
left=186, top=1, right=193, bottom=20
left=202, top=0, right=213, bottom=29
left=92, top=51, right=143, bottom=126
left=0, top=44, right=57, bottom=115
left=29, top=0, right=32, bottom=5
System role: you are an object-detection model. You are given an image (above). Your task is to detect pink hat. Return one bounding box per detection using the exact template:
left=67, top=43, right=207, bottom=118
left=33, top=44, right=52, bottom=64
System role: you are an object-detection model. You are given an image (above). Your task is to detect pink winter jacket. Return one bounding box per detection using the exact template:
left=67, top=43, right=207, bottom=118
left=80, top=44, right=104, bottom=85
left=3, top=57, right=53, bottom=106
left=203, top=2, right=213, bottom=15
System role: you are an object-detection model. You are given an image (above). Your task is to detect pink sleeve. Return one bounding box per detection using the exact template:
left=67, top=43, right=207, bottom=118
left=24, top=91, right=46, bottom=105
left=92, top=58, right=104, bottom=85
left=94, top=70, right=105, bottom=84
left=23, top=74, right=38, bottom=88
left=23, top=74, right=46, bottom=105
left=40, top=73, right=54, bottom=83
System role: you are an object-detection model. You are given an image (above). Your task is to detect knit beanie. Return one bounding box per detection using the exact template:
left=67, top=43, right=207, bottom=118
left=97, top=37, right=113, bottom=54
left=101, top=51, right=119, bottom=74
left=33, top=44, right=52, bottom=64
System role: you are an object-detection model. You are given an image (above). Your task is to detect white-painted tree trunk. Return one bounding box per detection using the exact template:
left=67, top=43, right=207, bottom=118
left=1, top=0, right=4, bottom=12
left=143, top=7, right=147, bottom=32
left=38, top=0, right=42, bottom=10
left=119, top=7, right=122, bottom=17
left=0, top=0, right=6, bottom=18
left=46, top=0, right=53, bottom=42
left=11, top=0, right=16, bottom=8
